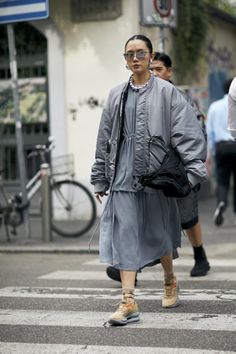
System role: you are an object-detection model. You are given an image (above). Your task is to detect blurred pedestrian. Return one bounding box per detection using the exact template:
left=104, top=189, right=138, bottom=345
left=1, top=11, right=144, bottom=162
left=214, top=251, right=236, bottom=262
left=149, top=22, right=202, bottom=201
left=106, top=52, right=210, bottom=284
left=228, top=77, right=236, bottom=139
left=207, top=78, right=236, bottom=226
left=91, top=34, right=207, bottom=326
left=152, top=52, right=210, bottom=276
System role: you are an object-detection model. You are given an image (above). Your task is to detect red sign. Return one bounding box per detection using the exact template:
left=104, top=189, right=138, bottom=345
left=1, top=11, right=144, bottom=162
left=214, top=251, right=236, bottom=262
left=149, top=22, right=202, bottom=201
left=153, top=0, right=172, bottom=17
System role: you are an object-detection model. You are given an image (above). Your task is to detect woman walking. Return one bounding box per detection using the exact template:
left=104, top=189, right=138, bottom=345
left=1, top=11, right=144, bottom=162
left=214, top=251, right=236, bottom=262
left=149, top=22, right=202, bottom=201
left=91, top=34, right=207, bottom=326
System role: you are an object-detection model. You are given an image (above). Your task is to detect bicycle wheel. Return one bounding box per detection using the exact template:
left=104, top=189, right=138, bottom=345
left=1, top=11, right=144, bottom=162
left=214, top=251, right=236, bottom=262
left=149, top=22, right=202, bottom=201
left=51, top=179, right=96, bottom=237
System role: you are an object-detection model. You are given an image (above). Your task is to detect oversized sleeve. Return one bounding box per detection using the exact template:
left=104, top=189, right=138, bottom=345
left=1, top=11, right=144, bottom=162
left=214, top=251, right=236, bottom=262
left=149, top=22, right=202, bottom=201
left=170, top=89, right=207, bottom=187
left=90, top=91, right=113, bottom=193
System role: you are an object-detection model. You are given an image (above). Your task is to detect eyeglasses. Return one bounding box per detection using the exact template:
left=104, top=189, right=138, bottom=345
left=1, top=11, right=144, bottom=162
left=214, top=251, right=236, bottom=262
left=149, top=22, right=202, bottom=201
left=123, top=51, right=148, bottom=61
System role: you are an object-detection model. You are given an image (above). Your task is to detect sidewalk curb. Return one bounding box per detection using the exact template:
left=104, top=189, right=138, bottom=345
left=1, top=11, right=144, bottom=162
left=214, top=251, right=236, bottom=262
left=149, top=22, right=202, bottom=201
left=0, top=247, right=99, bottom=254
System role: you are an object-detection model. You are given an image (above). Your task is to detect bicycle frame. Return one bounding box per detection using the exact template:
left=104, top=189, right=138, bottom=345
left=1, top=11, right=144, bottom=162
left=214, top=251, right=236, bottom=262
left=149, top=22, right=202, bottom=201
left=26, top=170, right=41, bottom=201
left=0, top=140, right=53, bottom=238
left=19, top=169, right=74, bottom=210
left=1, top=137, right=96, bottom=240
left=0, top=174, right=9, bottom=208
left=12, top=139, right=56, bottom=205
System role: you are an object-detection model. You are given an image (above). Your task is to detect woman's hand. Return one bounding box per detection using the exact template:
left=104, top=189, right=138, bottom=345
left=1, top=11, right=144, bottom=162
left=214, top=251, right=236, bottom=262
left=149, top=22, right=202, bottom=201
left=95, top=191, right=108, bottom=204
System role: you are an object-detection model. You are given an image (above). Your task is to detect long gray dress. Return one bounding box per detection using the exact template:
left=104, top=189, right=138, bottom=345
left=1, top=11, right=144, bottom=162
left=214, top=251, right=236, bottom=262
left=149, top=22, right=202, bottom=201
left=99, top=85, right=181, bottom=271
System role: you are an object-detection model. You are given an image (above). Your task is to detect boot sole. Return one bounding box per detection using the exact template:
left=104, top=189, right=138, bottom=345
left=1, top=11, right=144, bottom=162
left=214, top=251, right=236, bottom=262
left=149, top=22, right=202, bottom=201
left=162, top=297, right=180, bottom=308
left=190, top=265, right=211, bottom=277
left=108, top=312, right=140, bottom=326
left=190, top=268, right=211, bottom=277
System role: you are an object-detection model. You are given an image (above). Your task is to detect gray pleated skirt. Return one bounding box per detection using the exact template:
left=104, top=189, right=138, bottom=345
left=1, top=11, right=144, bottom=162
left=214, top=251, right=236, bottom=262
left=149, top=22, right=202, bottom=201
left=99, top=189, right=181, bottom=271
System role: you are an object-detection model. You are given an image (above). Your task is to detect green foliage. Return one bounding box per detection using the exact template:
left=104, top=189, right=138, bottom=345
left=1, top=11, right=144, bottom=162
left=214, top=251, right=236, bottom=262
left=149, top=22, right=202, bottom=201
left=206, top=0, right=236, bottom=15
left=173, top=0, right=208, bottom=83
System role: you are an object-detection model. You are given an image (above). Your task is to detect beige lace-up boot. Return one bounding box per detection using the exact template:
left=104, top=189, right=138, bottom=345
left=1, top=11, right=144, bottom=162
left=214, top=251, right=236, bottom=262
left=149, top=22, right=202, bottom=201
left=162, top=274, right=180, bottom=308
left=108, top=293, right=140, bottom=326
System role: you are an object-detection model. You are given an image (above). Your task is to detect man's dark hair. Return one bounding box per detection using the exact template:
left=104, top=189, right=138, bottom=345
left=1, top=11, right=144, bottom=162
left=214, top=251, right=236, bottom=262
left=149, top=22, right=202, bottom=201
left=125, top=34, right=153, bottom=54
left=153, top=52, right=172, bottom=68
left=223, top=78, right=233, bottom=94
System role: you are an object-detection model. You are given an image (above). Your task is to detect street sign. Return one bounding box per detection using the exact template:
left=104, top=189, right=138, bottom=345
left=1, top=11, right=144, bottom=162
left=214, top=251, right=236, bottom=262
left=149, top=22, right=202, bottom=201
left=153, top=0, right=172, bottom=17
left=139, top=0, right=177, bottom=28
left=0, top=0, right=49, bottom=24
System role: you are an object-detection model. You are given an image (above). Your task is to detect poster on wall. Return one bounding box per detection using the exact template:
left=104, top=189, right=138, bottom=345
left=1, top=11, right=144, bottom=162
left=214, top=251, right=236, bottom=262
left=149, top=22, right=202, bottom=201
left=0, top=77, right=47, bottom=123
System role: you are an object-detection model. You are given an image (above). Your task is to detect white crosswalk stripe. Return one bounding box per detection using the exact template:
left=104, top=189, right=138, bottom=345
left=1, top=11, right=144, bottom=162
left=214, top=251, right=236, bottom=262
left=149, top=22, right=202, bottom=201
left=0, top=309, right=236, bottom=331
left=0, top=256, right=236, bottom=353
left=0, top=286, right=235, bottom=301
left=38, top=270, right=236, bottom=281
left=83, top=257, right=236, bottom=267
left=1, top=343, right=235, bottom=354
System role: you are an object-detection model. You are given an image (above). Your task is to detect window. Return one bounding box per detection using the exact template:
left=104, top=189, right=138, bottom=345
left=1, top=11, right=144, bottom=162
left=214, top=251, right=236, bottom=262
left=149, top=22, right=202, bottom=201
left=0, top=23, right=47, bottom=79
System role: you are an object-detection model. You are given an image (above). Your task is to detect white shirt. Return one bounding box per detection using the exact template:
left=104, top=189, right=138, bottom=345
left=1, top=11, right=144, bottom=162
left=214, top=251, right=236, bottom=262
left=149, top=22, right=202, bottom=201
left=228, top=77, right=236, bottom=138
left=207, top=95, right=234, bottom=155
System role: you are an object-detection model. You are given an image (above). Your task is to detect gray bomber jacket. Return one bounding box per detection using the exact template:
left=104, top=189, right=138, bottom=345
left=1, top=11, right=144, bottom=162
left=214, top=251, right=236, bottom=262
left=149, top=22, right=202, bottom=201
left=91, top=76, right=207, bottom=193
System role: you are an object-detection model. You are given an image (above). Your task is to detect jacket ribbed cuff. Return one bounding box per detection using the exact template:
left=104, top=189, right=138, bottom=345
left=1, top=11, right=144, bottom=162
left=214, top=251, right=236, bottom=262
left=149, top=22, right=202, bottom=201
left=93, top=181, right=109, bottom=193
left=187, top=173, right=200, bottom=188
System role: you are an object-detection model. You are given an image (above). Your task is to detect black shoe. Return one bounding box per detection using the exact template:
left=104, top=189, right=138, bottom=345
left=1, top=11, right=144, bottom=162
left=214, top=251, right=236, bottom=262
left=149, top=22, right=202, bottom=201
left=190, top=259, right=210, bottom=277
left=106, top=266, right=138, bottom=285
left=214, top=201, right=225, bottom=226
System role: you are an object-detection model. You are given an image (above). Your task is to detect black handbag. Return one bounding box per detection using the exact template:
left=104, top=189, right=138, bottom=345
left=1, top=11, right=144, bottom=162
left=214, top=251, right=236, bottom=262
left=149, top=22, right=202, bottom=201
left=137, top=137, right=191, bottom=198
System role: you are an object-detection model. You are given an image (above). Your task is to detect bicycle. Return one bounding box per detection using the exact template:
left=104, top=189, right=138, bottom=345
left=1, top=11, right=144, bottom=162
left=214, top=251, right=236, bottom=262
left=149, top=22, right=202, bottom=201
left=0, top=138, right=97, bottom=240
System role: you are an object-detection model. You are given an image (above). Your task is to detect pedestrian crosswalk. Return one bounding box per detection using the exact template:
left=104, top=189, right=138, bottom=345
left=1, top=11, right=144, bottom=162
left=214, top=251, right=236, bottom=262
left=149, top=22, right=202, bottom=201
left=1, top=309, right=235, bottom=331
left=0, top=256, right=236, bottom=353
left=37, top=269, right=236, bottom=281
left=0, top=343, right=235, bottom=354
left=0, top=286, right=235, bottom=301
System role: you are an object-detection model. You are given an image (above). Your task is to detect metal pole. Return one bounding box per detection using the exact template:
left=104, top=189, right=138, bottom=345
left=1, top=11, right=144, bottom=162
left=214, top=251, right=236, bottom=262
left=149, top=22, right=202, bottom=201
left=158, top=24, right=165, bottom=53
left=7, top=24, right=31, bottom=238
left=40, top=163, right=52, bottom=242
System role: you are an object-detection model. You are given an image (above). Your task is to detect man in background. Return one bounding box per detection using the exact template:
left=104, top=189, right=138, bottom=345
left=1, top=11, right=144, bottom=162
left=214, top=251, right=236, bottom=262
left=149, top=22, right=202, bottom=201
left=207, top=78, right=236, bottom=226
left=228, top=77, right=236, bottom=139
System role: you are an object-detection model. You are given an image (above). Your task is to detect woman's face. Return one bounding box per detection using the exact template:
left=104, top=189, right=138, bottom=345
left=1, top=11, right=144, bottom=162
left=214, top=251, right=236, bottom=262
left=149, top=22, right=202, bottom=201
left=124, top=39, right=151, bottom=74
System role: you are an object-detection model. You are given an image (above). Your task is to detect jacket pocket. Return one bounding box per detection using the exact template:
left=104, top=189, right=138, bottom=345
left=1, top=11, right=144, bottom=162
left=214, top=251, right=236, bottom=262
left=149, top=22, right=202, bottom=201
left=148, top=136, right=167, bottom=174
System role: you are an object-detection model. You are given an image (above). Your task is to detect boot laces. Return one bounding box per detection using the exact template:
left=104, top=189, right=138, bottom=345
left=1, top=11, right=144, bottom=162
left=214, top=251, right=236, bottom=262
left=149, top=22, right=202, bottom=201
left=164, top=277, right=176, bottom=298
left=116, top=301, right=128, bottom=314
left=115, top=294, right=135, bottom=312
left=164, top=284, right=173, bottom=297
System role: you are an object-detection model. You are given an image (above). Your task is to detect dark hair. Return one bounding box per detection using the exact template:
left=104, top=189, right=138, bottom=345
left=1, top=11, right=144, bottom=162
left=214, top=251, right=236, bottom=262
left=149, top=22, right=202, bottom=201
left=124, top=34, right=153, bottom=54
left=223, top=78, right=233, bottom=94
left=153, top=52, right=172, bottom=68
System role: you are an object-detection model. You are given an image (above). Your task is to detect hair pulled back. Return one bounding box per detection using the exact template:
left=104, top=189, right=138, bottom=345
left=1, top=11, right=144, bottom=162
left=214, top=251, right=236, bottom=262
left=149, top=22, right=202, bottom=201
left=125, top=34, right=153, bottom=54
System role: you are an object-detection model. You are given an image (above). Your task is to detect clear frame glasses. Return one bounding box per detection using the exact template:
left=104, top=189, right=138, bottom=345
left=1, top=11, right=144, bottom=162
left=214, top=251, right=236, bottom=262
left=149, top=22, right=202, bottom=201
left=123, top=50, right=148, bottom=61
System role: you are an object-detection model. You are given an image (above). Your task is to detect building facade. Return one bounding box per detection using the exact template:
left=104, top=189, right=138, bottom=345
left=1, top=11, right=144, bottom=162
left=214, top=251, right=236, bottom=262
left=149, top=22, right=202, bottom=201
left=1, top=0, right=236, bottom=193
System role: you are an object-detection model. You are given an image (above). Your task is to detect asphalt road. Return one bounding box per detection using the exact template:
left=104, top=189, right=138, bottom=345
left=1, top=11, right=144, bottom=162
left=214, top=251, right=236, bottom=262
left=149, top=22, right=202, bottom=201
left=0, top=195, right=236, bottom=353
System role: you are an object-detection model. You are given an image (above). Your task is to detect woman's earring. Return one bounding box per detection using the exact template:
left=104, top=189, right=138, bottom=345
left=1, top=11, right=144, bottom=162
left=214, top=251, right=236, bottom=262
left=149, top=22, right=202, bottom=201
left=126, top=64, right=130, bottom=70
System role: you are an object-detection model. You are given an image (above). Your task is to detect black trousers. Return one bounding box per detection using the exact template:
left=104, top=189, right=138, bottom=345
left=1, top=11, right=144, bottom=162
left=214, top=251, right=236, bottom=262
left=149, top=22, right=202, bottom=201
left=215, top=141, right=236, bottom=213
